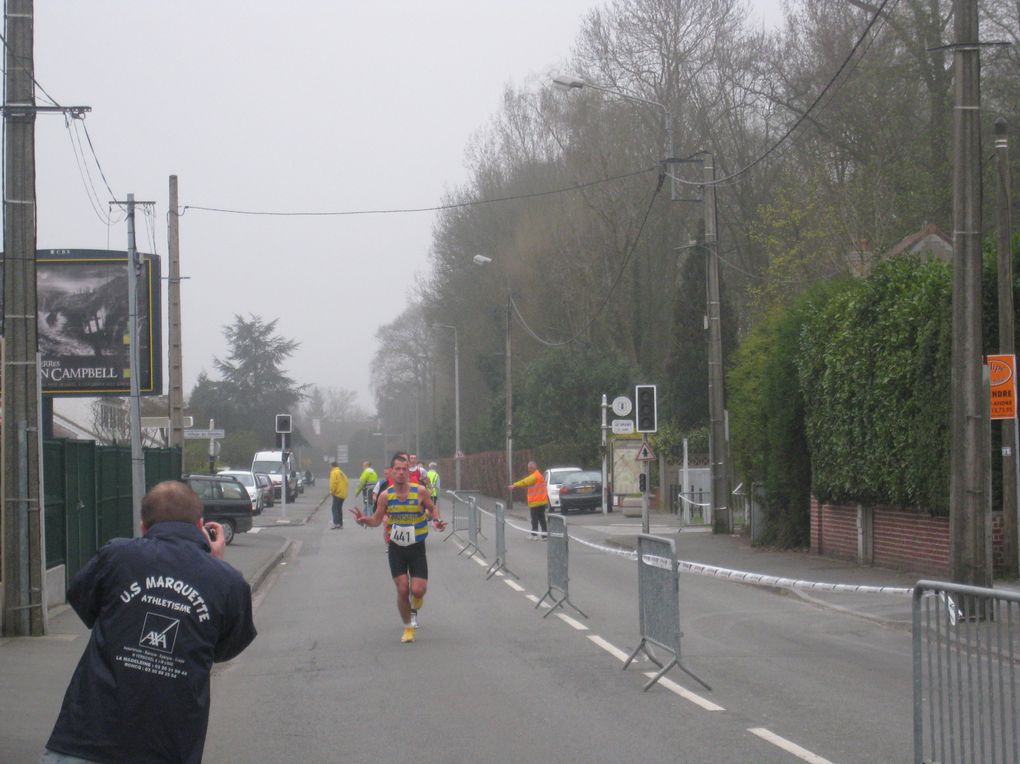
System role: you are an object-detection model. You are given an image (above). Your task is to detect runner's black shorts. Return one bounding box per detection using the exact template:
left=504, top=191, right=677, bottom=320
left=388, top=539, right=428, bottom=580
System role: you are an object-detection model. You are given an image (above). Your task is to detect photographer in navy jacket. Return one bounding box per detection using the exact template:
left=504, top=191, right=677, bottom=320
left=42, top=480, right=257, bottom=764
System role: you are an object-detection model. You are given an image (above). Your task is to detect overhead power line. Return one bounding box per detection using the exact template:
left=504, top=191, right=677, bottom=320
left=181, top=165, right=658, bottom=217
left=512, top=172, right=666, bottom=348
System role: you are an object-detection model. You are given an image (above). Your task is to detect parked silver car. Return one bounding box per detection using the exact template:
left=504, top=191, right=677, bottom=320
left=217, top=470, right=264, bottom=515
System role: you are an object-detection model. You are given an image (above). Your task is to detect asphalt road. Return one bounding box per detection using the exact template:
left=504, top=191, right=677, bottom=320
left=202, top=505, right=913, bottom=763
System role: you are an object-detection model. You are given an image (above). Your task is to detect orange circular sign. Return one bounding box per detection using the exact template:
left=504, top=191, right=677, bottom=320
left=990, top=358, right=1013, bottom=387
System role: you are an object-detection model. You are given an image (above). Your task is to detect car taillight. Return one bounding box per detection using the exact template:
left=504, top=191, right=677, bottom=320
left=560, top=486, right=570, bottom=495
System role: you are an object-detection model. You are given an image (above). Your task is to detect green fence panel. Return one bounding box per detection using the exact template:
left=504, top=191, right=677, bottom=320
left=145, top=447, right=183, bottom=489
left=43, top=439, right=68, bottom=569
left=97, top=446, right=132, bottom=543
left=64, top=440, right=98, bottom=582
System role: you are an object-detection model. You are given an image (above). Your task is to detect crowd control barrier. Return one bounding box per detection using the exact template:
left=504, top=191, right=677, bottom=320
left=485, top=502, right=519, bottom=580
left=443, top=491, right=470, bottom=544
left=912, top=580, right=1020, bottom=764
left=624, top=534, right=710, bottom=692
left=457, top=496, right=485, bottom=560
left=535, top=513, right=586, bottom=618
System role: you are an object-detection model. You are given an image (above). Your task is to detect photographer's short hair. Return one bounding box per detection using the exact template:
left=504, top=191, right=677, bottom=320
left=142, top=481, right=203, bottom=527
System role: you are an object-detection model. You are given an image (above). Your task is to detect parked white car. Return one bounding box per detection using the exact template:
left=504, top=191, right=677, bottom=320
left=544, top=466, right=582, bottom=510
left=218, top=470, right=264, bottom=515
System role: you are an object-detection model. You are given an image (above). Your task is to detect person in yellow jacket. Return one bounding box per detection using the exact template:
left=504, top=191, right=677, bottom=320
left=329, top=461, right=349, bottom=529
left=354, top=460, right=378, bottom=512
left=508, top=461, right=548, bottom=540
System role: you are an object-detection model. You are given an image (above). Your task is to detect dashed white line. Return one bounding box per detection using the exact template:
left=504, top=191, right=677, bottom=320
left=473, top=556, right=488, bottom=568
left=504, top=580, right=525, bottom=592
left=587, top=634, right=632, bottom=663
left=525, top=594, right=550, bottom=608
left=748, top=728, right=834, bottom=764
left=556, top=613, right=589, bottom=631
left=249, top=527, right=263, bottom=534
left=646, top=674, right=724, bottom=711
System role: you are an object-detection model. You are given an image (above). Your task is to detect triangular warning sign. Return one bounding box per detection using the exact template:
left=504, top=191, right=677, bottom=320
left=636, top=441, right=656, bottom=461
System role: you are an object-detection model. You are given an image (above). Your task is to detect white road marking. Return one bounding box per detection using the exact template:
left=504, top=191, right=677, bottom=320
left=525, top=594, right=550, bottom=608
left=473, top=556, right=488, bottom=568
left=504, top=580, right=525, bottom=592
left=556, top=613, right=589, bottom=631
left=748, top=728, right=835, bottom=764
left=249, top=527, right=262, bottom=534
left=587, top=634, right=631, bottom=663
left=646, top=674, right=724, bottom=711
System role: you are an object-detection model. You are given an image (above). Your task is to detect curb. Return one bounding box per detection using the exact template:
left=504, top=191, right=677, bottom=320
left=248, top=537, right=293, bottom=593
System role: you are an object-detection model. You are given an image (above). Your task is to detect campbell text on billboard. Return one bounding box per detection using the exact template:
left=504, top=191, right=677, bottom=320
left=0, top=249, right=163, bottom=396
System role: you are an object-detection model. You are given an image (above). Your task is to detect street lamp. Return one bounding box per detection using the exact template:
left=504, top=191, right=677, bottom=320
left=473, top=254, right=513, bottom=508
left=433, top=323, right=461, bottom=491
left=552, top=74, right=732, bottom=532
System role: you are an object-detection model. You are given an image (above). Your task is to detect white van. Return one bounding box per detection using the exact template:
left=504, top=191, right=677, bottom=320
left=251, top=450, right=298, bottom=501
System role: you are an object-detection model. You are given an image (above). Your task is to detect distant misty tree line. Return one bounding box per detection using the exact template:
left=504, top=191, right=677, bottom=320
left=370, top=0, right=1020, bottom=473
left=182, top=315, right=367, bottom=472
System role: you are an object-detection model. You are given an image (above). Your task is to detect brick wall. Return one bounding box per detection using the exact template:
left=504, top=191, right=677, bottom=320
left=872, top=507, right=949, bottom=575
left=810, top=499, right=1011, bottom=577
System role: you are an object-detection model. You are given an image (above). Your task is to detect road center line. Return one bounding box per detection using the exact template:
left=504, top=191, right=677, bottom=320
left=503, top=579, right=525, bottom=592
left=556, top=613, right=589, bottom=631
left=587, top=634, right=631, bottom=662
left=473, top=556, right=488, bottom=568
left=747, top=727, right=834, bottom=764
left=646, top=674, right=724, bottom=711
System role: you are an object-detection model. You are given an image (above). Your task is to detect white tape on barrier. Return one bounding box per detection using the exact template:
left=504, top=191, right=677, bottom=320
left=469, top=497, right=911, bottom=596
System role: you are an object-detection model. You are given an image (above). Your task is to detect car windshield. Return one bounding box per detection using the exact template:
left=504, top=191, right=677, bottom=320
left=252, top=461, right=282, bottom=475
left=221, top=482, right=247, bottom=500
left=565, top=471, right=601, bottom=484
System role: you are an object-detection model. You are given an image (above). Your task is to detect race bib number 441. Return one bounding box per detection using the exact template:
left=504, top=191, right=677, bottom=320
left=390, top=524, right=417, bottom=546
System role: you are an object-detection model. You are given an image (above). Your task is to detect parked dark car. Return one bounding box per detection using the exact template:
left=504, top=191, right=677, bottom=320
left=184, top=474, right=254, bottom=545
left=557, top=470, right=603, bottom=514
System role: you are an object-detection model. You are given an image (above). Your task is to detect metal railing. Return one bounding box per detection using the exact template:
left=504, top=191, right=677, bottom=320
left=535, top=513, right=586, bottom=618
left=913, top=580, right=1020, bottom=764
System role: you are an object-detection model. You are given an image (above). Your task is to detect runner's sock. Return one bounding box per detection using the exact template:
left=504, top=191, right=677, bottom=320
left=411, top=594, right=423, bottom=610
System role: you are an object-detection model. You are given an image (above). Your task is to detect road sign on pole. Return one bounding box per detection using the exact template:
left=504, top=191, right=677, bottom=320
left=184, top=428, right=225, bottom=440
left=636, top=440, right=656, bottom=461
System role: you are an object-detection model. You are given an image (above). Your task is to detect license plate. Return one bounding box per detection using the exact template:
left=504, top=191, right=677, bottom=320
left=578, top=486, right=593, bottom=493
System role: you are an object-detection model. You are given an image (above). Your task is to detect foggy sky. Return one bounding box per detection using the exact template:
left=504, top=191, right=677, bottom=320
left=23, top=1, right=780, bottom=422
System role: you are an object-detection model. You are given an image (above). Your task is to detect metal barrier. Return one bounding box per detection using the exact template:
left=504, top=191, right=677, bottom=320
left=457, top=496, right=485, bottom=560
left=624, top=534, right=710, bottom=692
left=535, top=513, right=586, bottom=618
left=485, top=502, right=519, bottom=580
left=443, top=491, right=470, bottom=544
left=913, top=580, right=1020, bottom=764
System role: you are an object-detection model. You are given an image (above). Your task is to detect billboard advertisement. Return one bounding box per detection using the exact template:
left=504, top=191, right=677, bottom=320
left=1, top=249, right=163, bottom=396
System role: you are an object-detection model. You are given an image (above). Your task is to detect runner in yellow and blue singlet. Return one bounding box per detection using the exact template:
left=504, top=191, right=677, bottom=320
left=352, top=453, right=445, bottom=643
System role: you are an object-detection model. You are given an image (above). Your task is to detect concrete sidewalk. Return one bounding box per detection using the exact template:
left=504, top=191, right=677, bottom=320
left=0, top=491, right=327, bottom=763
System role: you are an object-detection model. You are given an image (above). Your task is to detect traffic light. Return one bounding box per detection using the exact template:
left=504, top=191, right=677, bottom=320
left=635, top=384, right=657, bottom=433
left=275, top=414, right=292, bottom=434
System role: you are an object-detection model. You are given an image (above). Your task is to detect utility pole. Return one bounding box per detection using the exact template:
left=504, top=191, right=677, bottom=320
left=125, top=194, right=145, bottom=536
left=704, top=155, right=731, bottom=534
left=2, top=0, right=43, bottom=637
left=167, top=176, right=185, bottom=450
left=995, top=117, right=1018, bottom=578
left=949, top=0, right=990, bottom=586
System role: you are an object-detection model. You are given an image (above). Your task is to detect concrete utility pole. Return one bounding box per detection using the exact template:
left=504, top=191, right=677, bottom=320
left=2, top=0, right=44, bottom=637
left=704, top=156, right=731, bottom=534
left=125, top=195, right=146, bottom=536
left=995, top=118, right=1018, bottom=578
left=167, top=176, right=185, bottom=450
left=949, top=0, right=990, bottom=587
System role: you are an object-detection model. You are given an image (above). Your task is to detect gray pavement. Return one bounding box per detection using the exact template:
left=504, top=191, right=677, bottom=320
left=1, top=486, right=1014, bottom=762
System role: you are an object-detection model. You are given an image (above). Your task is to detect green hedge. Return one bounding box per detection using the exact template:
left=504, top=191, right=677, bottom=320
left=797, top=256, right=952, bottom=514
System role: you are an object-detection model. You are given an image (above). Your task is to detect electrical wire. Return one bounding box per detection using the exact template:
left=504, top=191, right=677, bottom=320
left=65, top=115, right=113, bottom=224
left=661, top=0, right=899, bottom=189
left=511, top=172, right=665, bottom=348
left=181, top=165, right=659, bottom=217
left=0, top=31, right=60, bottom=107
